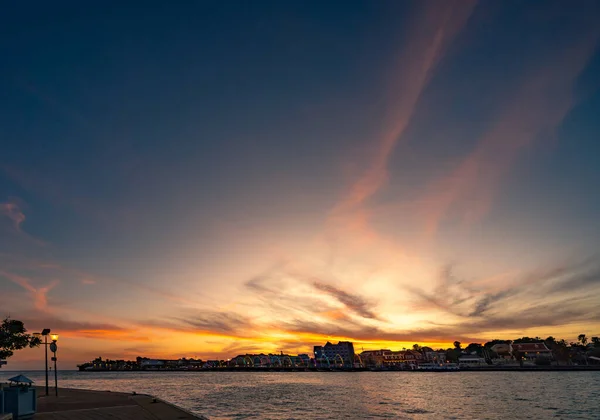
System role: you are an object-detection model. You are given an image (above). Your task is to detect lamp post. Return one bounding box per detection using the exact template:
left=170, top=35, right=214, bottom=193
left=33, top=328, right=51, bottom=396
left=50, top=334, right=59, bottom=396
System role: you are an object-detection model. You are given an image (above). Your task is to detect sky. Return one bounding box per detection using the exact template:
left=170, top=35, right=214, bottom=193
left=2, top=1, right=600, bottom=370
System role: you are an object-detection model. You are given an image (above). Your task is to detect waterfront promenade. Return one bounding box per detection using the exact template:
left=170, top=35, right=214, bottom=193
left=33, top=387, right=206, bottom=420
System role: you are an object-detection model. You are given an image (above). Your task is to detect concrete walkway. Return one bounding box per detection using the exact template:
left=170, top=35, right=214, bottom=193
left=34, top=388, right=206, bottom=420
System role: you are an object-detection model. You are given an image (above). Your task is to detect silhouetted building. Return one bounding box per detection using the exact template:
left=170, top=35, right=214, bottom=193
left=314, top=341, right=355, bottom=363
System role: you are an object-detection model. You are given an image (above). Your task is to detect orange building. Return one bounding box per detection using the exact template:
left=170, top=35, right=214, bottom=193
left=382, top=350, right=424, bottom=368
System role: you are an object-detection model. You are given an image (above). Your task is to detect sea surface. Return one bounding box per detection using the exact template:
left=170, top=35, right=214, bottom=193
left=2, top=370, right=600, bottom=419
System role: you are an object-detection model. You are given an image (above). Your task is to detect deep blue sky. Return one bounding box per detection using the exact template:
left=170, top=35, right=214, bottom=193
left=1, top=1, right=600, bottom=368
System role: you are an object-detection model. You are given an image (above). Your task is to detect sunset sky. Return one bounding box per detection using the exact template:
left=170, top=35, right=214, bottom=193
left=2, top=1, right=600, bottom=369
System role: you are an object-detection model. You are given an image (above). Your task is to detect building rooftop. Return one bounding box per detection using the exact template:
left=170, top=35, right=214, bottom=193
left=512, top=343, right=551, bottom=352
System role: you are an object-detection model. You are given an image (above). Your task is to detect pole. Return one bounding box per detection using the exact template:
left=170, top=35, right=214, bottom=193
left=44, top=335, right=49, bottom=396
left=53, top=350, right=58, bottom=396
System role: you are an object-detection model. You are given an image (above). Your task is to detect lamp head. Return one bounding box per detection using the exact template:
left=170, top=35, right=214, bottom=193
left=51, top=334, right=59, bottom=342
left=41, top=329, right=51, bottom=335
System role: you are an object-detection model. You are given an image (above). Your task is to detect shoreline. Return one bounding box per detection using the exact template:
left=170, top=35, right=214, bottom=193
left=75, top=365, right=600, bottom=373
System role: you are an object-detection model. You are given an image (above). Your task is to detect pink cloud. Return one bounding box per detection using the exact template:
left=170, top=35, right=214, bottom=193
left=322, top=1, right=477, bottom=264
left=417, top=25, right=600, bottom=237
left=0, top=199, right=47, bottom=246
left=0, top=270, right=59, bottom=311
left=334, top=0, right=477, bottom=215
left=0, top=201, right=26, bottom=230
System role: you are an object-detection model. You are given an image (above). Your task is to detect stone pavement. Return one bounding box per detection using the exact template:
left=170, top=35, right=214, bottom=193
left=33, top=387, right=206, bottom=420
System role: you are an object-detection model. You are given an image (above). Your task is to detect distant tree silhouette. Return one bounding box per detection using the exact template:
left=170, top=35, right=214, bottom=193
left=513, top=336, right=541, bottom=343
left=465, top=343, right=483, bottom=355
left=445, top=349, right=459, bottom=363
left=453, top=341, right=462, bottom=350
left=592, top=337, right=600, bottom=348
left=483, top=339, right=508, bottom=349
left=578, top=334, right=588, bottom=346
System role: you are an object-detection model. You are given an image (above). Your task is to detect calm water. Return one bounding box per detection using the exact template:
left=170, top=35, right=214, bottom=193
left=2, top=370, right=600, bottom=419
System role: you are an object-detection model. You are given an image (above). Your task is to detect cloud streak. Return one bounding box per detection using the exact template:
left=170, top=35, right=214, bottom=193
left=334, top=0, right=477, bottom=214
left=312, top=280, right=379, bottom=320
left=407, top=258, right=600, bottom=338
left=0, top=201, right=25, bottom=230
left=418, top=21, right=600, bottom=236
left=176, top=311, right=253, bottom=334
left=16, top=314, right=152, bottom=342
left=1, top=270, right=59, bottom=311
left=36, top=262, right=202, bottom=306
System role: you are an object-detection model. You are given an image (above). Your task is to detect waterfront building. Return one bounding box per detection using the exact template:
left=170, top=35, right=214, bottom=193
left=360, top=349, right=390, bottom=367
left=458, top=355, right=487, bottom=367
left=314, top=341, right=355, bottom=365
left=382, top=350, right=423, bottom=368
left=512, top=343, right=553, bottom=361
left=136, top=357, right=204, bottom=370
left=140, top=359, right=165, bottom=368
left=423, top=351, right=447, bottom=364
left=297, top=354, right=311, bottom=365
left=204, top=360, right=223, bottom=368
left=176, top=358, right=203, bottom=369
left=229, top=353, right=309, bottom=367
left=231, top=355, right=249, bottom=366
left=491, top=343, right=513, bottom=358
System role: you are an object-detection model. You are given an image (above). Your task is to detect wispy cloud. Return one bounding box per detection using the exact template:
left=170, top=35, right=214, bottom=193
left=450, top=297, right=600, bottom=335
left=334, top=0, right=477, bottom=214
left=243, top=265, right=340, bottom=319
left=319, top=1, right=478, bottom=286
left=417, top=23, right=600, bottom=236
left=0, top=198, right=47, bottom=246
left=13, top=314, right=151, bottom=342
left=279, top=318, right=480, bottom=345
left=36, top=262, right=201, bottom=306
left=17, top=316, right=124, bottom=335
left=1, top=270, right=59, bottom=311
left=543, top=263, right=600, bottom=295
left=0, top=201, right=26, bottom=230
left=176, top=311, right=253, bottom=334
left=312, top=280, right=379, bottom=320
left=407, top=258, right=600, bottom=337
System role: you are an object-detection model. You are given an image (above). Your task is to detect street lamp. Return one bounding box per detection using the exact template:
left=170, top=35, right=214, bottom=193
left=33, top=328, right=51, bottom=396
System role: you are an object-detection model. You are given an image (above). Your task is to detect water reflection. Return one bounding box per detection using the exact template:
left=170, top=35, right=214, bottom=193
left=2, top=371, right=599, bottom=419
